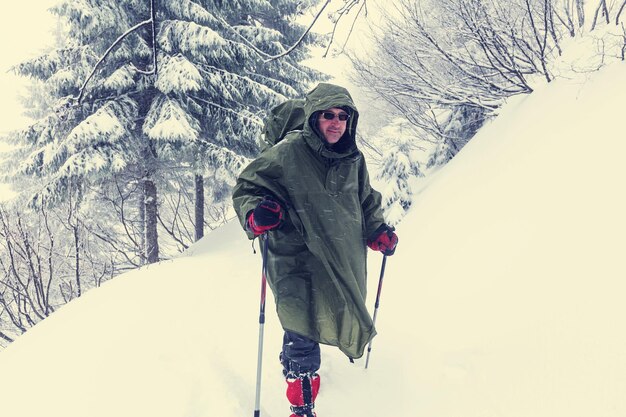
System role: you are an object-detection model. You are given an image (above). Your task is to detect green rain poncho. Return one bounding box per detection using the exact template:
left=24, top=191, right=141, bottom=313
left=232, top=83, right=385, bottom=358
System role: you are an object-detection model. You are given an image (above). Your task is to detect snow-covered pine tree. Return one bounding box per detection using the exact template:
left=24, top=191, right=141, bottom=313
left=441, top=105, right=486, bottom=155
left=153, top=0, right=323, bottom=241
left=6, top=0, right=323, bottom=263
left=374, top=119, right=424, bottom=225
left=425, top=105, right=487, bottom=169
left=425, top=139, right=455, bottom=170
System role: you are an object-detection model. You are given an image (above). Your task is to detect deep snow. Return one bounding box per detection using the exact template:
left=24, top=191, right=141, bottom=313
left=1, top=60, right=626, bottom=416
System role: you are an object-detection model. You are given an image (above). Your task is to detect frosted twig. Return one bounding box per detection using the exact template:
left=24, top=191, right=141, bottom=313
left=323, top=0, right=362, bottom=57
left=338, top=0, right=368, bottom=54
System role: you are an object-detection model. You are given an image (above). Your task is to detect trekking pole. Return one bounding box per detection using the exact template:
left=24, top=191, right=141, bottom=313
left=365, top=254, right=388, bottom=369
left=254, top=233, right=269, bottom=417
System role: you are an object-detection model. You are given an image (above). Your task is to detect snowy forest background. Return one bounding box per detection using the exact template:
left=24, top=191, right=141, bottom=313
left=0, top=0, right=625, bottom=346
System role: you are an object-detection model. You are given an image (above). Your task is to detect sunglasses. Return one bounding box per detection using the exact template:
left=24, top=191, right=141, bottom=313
left=320, top=111, right=350, bottom=121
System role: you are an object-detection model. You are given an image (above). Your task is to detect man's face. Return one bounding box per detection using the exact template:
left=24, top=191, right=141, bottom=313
left=317, top=107, right=349, bottom=144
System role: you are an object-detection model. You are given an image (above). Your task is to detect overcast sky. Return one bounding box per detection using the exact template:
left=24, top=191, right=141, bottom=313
left=0, top=2, right=57, bottom=136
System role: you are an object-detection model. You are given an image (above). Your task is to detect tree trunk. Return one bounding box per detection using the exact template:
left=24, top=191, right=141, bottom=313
left=138, top=191, right=146, bottom=265
left=602, top=0, right=610, bottom=24
left=195, top=174, right=204, bottom=241
left=576, top=0, right=585, bottom=28
left=547, top=0, right=562, bottom=55
left=137, top=87, right=159, bottom=265
left=591, top=0, right=609, bottom=30
left=561, top=1, right=576, bottom=36
left=74, top=224, right=81, bottom=297
left=616, top=0, right=626, bottom=24
left=144, top=176, right=159, bottom=264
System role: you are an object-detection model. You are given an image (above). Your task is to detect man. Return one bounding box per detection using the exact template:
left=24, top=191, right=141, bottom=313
left=232, top=83, right=398, bottom=417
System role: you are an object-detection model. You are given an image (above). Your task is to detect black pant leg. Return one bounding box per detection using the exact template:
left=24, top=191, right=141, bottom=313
left=281, top=330, right=321, bottom=375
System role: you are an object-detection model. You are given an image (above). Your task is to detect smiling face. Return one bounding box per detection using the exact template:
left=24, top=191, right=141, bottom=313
left=317, top=107, right=349, bottom=145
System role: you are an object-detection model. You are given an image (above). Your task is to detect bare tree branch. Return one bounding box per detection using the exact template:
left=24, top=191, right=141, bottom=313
left=0, top=329, right=14, bottom=343
left=523, top=0, right=551, bottom=81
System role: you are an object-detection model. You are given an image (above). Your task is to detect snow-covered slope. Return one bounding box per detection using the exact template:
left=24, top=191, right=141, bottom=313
left=1, top=61, right=625, bottom=417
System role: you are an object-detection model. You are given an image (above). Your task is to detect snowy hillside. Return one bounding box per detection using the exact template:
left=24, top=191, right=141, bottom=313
left=1, top=61, right=626, bottom=417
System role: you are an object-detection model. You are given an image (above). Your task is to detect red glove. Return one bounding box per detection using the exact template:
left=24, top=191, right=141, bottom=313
left=247, top=198, right=283, bottom=236
left=367, top=224, right=398, bottom=256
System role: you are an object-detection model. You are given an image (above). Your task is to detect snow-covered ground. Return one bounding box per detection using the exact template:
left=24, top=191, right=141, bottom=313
left=1, top=58, right=626, bottom=417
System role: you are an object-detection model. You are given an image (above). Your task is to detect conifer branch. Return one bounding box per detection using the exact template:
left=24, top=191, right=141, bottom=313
left=188, top=95, right=264, bottom=126
left=198, top=64, right=291, bottom=101
left=75, top=19, right=152, bottom=103
left=219, top=0, right=332, bottom=62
